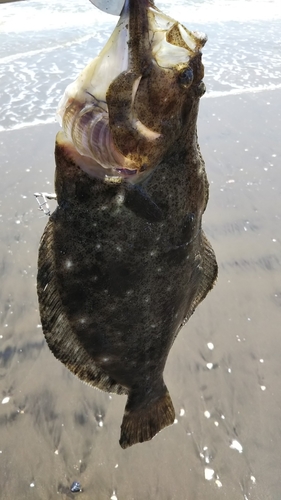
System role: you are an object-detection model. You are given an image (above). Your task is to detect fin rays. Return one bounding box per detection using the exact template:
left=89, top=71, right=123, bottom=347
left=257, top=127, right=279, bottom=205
left=37, top=218, right=127, bottom=396
left=119, top=387, right=175, bottom=449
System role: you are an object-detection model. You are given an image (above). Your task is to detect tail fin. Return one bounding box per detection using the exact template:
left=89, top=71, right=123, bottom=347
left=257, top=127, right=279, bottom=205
left=119, top=386, right=175, bottom=449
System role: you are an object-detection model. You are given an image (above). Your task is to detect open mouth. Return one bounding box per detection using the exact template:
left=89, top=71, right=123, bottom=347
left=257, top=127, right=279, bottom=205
left=57, top=0, right=207, bottom=180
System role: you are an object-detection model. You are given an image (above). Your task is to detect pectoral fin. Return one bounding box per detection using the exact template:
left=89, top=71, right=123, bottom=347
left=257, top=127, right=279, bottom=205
left=124, top=182, right=163, bottom=222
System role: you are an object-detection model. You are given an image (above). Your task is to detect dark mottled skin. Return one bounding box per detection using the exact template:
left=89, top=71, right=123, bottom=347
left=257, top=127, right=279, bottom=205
left=37, top=0, right=217, bottom=448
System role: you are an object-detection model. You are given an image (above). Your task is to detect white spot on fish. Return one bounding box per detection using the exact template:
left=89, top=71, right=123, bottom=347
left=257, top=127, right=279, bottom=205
left=95, top=243, right=101, bottom=250
left=30, top=483, right=35, bottom=488
left=116, top=245, right=122, bottom=252
left=230, top=439, right=243, bottom=453
left=65, top=259, right=73, bottom=269
left=204, top=410, right=210, bottom=419
left=179, top=408, right=185, bottom=416
left=260, top=385, right=266, bottom=391
left=111, top=491, right=118, bottom=500
left=206, top=363, right=213, bottom=370
left=215, top=479, right=222, bottom=488
left=207, top=342, right=214, bottom=350
left=204, top=468, right=214, bottom=481
left=2, top=397, right=10, bottom=404
left=115, top=193, right=124, bottom=205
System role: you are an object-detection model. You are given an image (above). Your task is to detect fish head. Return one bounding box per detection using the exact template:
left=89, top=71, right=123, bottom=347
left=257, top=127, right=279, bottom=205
left=57, top=0, right=207, bottom=181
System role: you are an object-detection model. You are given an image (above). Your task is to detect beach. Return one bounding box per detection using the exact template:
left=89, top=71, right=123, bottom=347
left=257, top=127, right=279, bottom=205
left=0, top=0, right=281, bottom=498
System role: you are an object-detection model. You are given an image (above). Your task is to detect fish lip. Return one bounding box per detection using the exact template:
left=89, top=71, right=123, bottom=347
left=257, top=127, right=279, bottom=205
left=127, top=0, right=151, bottom=73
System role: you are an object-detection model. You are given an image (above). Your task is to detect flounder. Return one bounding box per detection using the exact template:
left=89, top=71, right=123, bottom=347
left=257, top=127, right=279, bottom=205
left=37, top=0, right=218, bottom=449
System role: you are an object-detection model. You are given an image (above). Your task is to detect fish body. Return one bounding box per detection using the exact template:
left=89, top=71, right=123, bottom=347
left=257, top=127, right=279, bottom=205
left=37, top=0, right=217, bottom=448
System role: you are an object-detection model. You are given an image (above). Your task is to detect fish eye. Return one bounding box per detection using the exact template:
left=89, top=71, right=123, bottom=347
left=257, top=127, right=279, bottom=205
left=178, top=67, right=193, bottom=86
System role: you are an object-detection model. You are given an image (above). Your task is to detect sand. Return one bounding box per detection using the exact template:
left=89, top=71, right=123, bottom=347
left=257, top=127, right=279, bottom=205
left=0, top=88, right=280, bottom=499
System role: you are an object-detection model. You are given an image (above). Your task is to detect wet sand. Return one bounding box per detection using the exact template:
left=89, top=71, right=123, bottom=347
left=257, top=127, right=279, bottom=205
left=0, top=89, right=280, bottom=499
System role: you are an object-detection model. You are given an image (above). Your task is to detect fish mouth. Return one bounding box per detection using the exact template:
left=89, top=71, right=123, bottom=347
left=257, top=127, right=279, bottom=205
left=57, top=0, right=207, bottom=181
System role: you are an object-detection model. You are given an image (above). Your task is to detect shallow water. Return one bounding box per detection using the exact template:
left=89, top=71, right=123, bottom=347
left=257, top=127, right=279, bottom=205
left=0, top=0, right=280, bottom=499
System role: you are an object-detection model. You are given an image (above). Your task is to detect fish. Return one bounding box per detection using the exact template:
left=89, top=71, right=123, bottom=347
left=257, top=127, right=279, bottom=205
left=37, top=0, right=218, bottom=449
